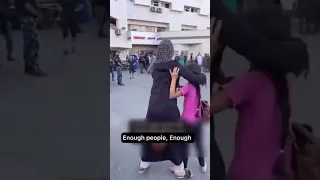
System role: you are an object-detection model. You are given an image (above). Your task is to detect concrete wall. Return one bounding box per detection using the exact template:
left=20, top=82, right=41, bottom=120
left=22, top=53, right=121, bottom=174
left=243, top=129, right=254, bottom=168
left=127, top=0, right=210, bottom=31
left=110, top=0, right=132, bottom=49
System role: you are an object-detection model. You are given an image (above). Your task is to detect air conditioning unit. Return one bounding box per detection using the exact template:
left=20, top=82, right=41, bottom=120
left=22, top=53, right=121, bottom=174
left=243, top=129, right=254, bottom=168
left=157, top=7, right=163, bottom=13
left=115, top=29, right=121, bottom=35
left=150, top=6, right=156, bottom=12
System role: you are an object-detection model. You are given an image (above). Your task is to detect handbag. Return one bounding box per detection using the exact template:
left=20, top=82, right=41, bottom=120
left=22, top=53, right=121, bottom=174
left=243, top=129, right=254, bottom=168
left=196, top=100, right=210, bottom=123
left=291, top=122, right=320, bottom=180
left=274, top=121, right=320, bottom=180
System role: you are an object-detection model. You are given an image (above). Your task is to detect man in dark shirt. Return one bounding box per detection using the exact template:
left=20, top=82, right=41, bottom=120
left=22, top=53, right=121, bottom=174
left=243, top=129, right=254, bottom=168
left=114, top=54, right=124, bottom=86
left=0, top=0, right=16, bottom=61
left=15, top=0, right=46, bottom=76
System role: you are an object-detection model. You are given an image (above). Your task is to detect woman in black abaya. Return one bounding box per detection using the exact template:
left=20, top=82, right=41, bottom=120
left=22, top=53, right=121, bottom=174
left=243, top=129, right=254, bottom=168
left=139, top=40, right=206, bottom=178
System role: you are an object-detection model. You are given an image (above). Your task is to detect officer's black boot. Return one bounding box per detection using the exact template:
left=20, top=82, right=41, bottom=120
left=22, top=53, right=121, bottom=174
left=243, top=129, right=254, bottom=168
left=25, top=64, right=47, bottom=77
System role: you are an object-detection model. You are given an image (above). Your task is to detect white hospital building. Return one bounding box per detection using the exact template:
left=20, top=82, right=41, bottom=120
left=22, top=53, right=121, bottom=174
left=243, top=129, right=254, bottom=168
left=110, top=0, right=210, bottom=59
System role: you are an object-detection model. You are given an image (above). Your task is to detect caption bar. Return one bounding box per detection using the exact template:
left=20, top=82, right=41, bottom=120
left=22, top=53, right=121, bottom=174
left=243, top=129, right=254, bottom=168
left=121, top=132, right=194, bottom=143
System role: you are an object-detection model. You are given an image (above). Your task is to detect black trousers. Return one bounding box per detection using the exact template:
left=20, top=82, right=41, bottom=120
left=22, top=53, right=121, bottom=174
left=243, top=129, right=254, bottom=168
left=61, top=18, right=77, bottom=38
left=183, top=123, right=205, bottom=168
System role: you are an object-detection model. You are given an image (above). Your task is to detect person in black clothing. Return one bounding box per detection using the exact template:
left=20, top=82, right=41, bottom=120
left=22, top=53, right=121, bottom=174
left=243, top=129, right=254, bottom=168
left=139, top=39, right=206, bottom=179
left=60, top=0, right=79, bottom=55
left=110, top=55, right=115, bottom=81
left=114, top=54, right=124, bottom=86
left=0, top=0, right=16, bottom=62
left=15, top=0, right=47, bottom=76
left=139, top=55, right=146, bottom=74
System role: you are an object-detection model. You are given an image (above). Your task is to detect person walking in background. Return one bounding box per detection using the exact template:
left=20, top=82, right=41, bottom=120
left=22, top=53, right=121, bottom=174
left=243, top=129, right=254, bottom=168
left=110, top=55, right=115, bottom=81
left=128, top=55, right=137, bottom=79
left=196, top=52, right=202, bottom=66
left=179, top=55, right=185, bottom=66
left=15, top=0, right=47, bottom=76
left=114, top=54, right=124, bottom=86
left=60, top=0, right=79, bottom=55
left=0, top=0, right=16, bottom=62
left=139, top=55, right=145, bottom=74
left=203, top=54, right=210, bottom=72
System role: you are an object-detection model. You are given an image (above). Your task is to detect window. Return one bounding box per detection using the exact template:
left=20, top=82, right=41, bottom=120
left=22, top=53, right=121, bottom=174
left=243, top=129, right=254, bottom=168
left=181, top=51, right=188, bottom=56
left=157, top=27, right=166, bottom=32
left=110, top=17, right=117, bottom=30
left=145, top=26, right=154, bottom=32
left=184, top=6, right=199, bottom=13
left=164, top=3, right=170, bottom=8
left=152, top=1, right=159, bottom=6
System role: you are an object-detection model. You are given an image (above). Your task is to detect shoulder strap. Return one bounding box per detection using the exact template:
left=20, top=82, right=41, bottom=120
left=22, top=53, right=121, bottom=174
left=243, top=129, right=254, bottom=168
left=279, top=107, right=289, bottom=152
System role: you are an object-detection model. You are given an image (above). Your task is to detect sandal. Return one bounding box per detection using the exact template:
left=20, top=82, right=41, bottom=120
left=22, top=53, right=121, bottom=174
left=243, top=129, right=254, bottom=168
left=174, top=169, right=193, bottom=179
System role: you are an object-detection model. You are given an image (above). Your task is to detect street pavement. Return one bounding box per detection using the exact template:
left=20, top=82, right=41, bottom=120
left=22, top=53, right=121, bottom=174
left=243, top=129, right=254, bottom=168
left=0, top=23, right=110, bottom=179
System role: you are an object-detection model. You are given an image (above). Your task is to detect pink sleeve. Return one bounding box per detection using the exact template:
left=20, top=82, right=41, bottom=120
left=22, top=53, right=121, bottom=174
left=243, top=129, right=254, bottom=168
left=180, top=84, right=190, bottom=96
left=221, top=72, right=259, bottom=108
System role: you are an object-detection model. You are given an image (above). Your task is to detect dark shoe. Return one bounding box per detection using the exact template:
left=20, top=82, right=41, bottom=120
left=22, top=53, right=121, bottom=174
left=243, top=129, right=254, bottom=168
left=7, top=56, right=16, bottom=61
left=63, top=50, right=69, bottom=55
left=25, top=65, right=47, bottom=77
left=118, top=82, right=125, bottom=86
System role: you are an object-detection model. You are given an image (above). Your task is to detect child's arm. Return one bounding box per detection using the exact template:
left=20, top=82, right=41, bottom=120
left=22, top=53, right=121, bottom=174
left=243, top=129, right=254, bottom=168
left=211, top=72, right=259, bottom=115
left=211, top=89, right=232, bottom=114
left=169, top=67, right=183, bottom=99
left=169, top=78, right=183, bottom=99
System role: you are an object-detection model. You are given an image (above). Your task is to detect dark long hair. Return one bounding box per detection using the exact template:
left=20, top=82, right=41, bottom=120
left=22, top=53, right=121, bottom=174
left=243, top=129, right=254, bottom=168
left=244, top=5, right=308, bottom=151
left=185, top=63, right=205, bottom=106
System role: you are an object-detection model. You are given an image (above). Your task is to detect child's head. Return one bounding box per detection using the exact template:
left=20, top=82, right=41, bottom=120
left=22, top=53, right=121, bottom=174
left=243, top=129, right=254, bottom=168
left=242, top=5, right=309, bottom=76
left=185, top=63, right=207, bottom=86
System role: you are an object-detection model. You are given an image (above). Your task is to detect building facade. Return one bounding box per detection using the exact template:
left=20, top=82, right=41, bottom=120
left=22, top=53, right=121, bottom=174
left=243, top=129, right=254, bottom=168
left=110, top=0, right=210, bottom=59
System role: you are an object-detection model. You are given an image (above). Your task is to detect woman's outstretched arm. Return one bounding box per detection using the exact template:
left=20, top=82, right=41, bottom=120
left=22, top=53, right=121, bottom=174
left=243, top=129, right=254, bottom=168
left=176, top=61, right=206, bottom=85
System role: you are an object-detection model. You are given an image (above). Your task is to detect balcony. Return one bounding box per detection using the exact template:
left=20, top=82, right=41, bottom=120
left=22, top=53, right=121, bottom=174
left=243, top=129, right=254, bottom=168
left=110, top=29, right=132, bottom=49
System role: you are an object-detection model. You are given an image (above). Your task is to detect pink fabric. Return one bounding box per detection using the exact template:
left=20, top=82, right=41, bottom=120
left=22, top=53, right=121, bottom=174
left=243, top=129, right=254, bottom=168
left=180, top=84, right=199, bottom=124
left=221, top=71, right=293, bottom=180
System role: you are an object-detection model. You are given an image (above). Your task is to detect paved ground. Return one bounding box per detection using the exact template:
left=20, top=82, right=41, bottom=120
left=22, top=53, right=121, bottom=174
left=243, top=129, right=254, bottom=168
left=110, top=73, right=211, bottom=180
left=0, top=23, right=109, bottom=179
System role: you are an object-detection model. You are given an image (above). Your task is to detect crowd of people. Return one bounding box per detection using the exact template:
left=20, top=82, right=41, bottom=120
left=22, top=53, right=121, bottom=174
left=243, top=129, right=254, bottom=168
left=109, top=51, right=210, bottom=86
left=295, top=0, right=320, bottom=34
left=0, top=0, right=107, bottom=76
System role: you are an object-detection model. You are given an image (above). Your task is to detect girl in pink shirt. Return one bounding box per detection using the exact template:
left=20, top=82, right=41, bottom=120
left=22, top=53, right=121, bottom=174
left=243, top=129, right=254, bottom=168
left=169, top=63, right=208, bottom=174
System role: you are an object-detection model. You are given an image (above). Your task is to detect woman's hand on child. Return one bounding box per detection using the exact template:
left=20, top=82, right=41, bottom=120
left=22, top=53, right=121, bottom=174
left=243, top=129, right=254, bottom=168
left=210, top=18, right=222, bottom=60
left=169, top=67, right=180, bottom=80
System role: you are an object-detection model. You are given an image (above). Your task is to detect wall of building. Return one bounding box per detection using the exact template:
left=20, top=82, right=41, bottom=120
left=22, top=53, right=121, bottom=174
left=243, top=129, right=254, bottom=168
left=127, top=0, right=210, bottom=31
left=110, top=0, right=132, bottom=49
